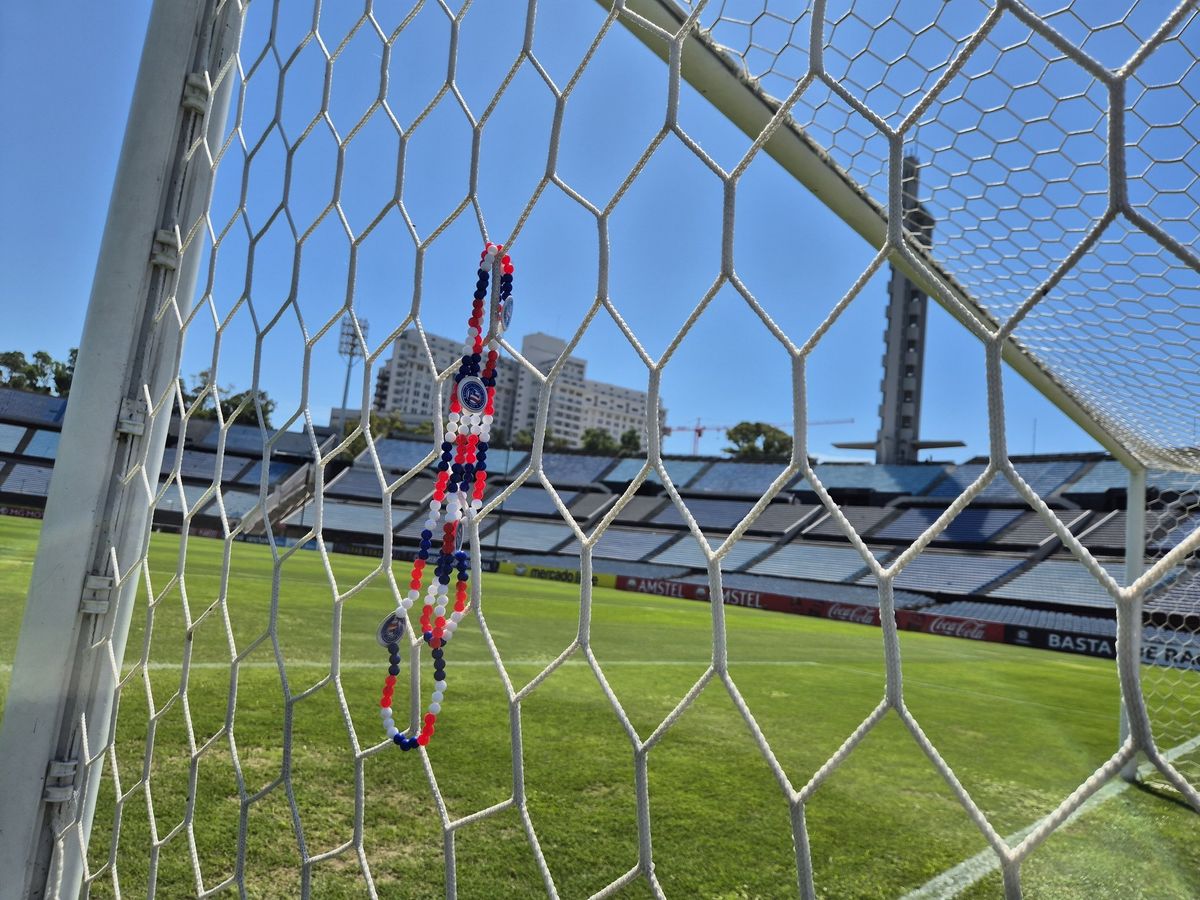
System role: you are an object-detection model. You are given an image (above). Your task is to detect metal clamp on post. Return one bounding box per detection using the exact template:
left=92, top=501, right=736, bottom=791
left=150, top=228, right=179, bottom=271
left=42, top=759, right=78, bottom=804
left=117, top=397, right=147, bottom=436
left=80, top=574, right=114, bottom=616
left=181, top=72, right=210, bottom=115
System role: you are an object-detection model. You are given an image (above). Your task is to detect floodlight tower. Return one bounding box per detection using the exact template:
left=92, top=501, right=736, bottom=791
left=835, top=156, right=962, bottom=462
left=339, top=316, right=369, bottom=419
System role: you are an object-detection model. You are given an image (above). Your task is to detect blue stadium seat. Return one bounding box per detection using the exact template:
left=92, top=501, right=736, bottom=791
left=873, top=507, right=1023, bottom=543
left=0, top=423, right=26, bottom=454
left=603, top=457, right=708, bottom=488
left=540, top=453, right=617, bottom=486
left=651, top=498, right=756, bottom=530
left=689, top=461, right=795, bottom=495
left=927, top=460, right=1083, bottom=501
left=861, top=552, right=1020, bottom=594
left=650, top=535, right=775, bottom=570
left=2, top=463, right=54, bottom=497
left=285, top=499, right=409, bottom=536
left=988, top=558, right=1125, bottom=610
left=794, top=463, right=947, bottom=496
left=747, top=543, right=884, bottom=581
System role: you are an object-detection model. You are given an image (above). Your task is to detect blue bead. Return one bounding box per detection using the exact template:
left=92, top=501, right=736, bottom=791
left=434, top=671, right=446, bottom=682
left=417, top=550, right=428, bottom=560
left=424, top=631, right=433, bottom=642
left=420, top=540, right=431, bottom=550
left=478, top=442, right=489, bottom=451
left=393, top=733, right=404, bottom=745
left=386, top=643, right=399, bottom=654
left=473, top=289, right=486, bottom=299
left=439, top=575, right=450, bottom=585
left=388, top=664, right=400, bottom=676
left=454, top=373, right=463, bottom=382
left=471, top=353, right=481, bottom=362
left=476, top=462, right=487, bottom=472
left=421, top=529, right=432, bottom=539
left=431, top=648, right=443, bottom=659
left=437, top=461, right=449, bottom=471
left=389, top=653, right=401, bottom=664
left=441, top=442, right=452, bottom=452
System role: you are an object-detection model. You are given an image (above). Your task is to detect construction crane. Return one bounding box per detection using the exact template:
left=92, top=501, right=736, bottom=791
left=663, top=417, right=855, bottom=455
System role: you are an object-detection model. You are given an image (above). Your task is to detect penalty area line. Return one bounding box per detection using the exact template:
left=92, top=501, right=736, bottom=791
left=903, top=732, right=1200, bottom=900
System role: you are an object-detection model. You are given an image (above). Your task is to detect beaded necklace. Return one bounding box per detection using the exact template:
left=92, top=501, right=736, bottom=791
left=378, top=243, right=512, bottom=751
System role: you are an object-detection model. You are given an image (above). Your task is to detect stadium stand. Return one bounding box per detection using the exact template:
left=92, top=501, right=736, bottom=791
left=154, top=481, right=216, bottom=515
left=493, top=486, right=577, bottom=517
left=285, top=499, right=408, bottom=537
left=794, top=463, right=946, bottom=497
left=745, top=503, right=821, bottom=535
left=860, top=552, right=1021, bottom=595
left=1063, top=458, right=1200, bottom=498
left=540, top=452, right=617, bottom=486
left=988, top=558, right=1125, bottom=610
left=689, top=461, right=794, bottom=495
left=567, top=492, right=614, bottom=521
left=602, top=456, right=708, bottom=489
left=488, top=519, right=575, bottom=552
left=649, top=535, right=776, bottom=570
left=929, top=600, right=1116, bottom=635
left=995, top=510, right=1091, bottom=547
left=1146, top=572, right=1200, bottom=617
left=613, top=496, right=668, bottom=523
left=0, top=387, right=67, bottom=426
left=483, top=449, right=530, bottom=476
left=747, top=543, right=886, bottom=581
left=161, top=448, right=247, bottom=482
left=208, top=488, right=263, bottom=521
left=873, top=506, right=1024, bottom=544
left=196, top=421, right=322, bottom=458
left=1078, top=511, right=1127, bottom=553
left=21, top=430, right=60, bottom=460
left=803, top=506, right=895, bottom=539
left=675, top=571, right=933, bottom=609
left=367, top=438, right=433, bottom=472
left=237, top=460, right=299, bottom=486
left=927, top=459, right=1083, bottom=502
left=1150, top=511, right=1200, bottom=552
left=325, top=466, right=386, bottom=500
left=560, top=527, right=677, bottom=561
left=0, top=423, right=25, bottom=453
left=651, top=497, right=757, bottom=530
left=2, top=464, right=54, bottom=497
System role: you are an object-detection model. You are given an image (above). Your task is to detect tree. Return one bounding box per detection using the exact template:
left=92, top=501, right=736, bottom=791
left=619, top=428, right=641, bottom=455
left=181, top=370, right=276, bottom=428
left=0, top=348, right=76, bottom=396
left=723, top=421, right=793, bottom=459
left=340, top=410, right=435, bottom=461
left=581, top=427, right=619, bottom=454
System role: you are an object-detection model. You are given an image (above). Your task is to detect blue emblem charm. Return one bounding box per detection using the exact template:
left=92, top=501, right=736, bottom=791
left=500, top=297, right=513, bottom=332
left=457, top=375, right=487, bottom=414
left=377, top=612, right=407, bottom=648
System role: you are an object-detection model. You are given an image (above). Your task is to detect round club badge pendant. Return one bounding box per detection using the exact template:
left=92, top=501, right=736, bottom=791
left=457, top=375, right=487, bottom=414
left=377, top=611, right=407, bottom=648
left=500, top=297, right=513, bottom=333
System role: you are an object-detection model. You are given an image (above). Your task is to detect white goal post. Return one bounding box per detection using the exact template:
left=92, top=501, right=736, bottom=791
left=1, top=1, right=1199, bottom=898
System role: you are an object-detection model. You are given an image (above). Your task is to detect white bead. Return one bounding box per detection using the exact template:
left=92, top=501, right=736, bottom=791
left=383, top=717, right=395, bottom=731
left=443, top=432, right=456, bottom=443
left=429, top=703, right=441, bottom=714
left=445, top=621, right=458, bottom=634
left=408, top=589, right=420, bottom=601
left=380, top=706, right=392, bottom=718
left=437, top=679, right=447, bottom=691
left=432, top=690, right=444, bottom=703
left=428, top=500, right=440, bottom=512
left=471, top=499, right=483, bottom=510
left=401, top=598, right=413, bottom=610
left=451, top=610, right=464, bottom=622
left=448, top=412, right=460, bottom=423
left=386, top=725, right=399, bottom=738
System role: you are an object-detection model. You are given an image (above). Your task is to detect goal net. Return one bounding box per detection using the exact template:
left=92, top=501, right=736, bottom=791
left=2, top=1, right=1199, bottom=898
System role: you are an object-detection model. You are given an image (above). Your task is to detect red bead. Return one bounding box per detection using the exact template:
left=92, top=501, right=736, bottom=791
left=385, top=675, right=397, bottom=687
left=409, top=580, right=421, bottom=590
left=424, top=713, right=436, bottom=727
left=417, top=734, right=429, bottom=746
left=379, top=697, right=390, bottom=708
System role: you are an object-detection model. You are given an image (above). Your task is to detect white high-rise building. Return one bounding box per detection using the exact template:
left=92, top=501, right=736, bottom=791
left=374, top=331, right=662, bottom=448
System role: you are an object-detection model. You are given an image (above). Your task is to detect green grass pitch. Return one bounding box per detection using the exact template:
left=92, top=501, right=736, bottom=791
left=1, top=514, right=1198, bottom=898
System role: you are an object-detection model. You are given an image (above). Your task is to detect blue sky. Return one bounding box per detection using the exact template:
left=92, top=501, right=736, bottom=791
left=0, top=2, right=1102, bottom=461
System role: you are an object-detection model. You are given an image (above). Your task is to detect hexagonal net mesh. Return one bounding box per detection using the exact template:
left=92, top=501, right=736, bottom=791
left=13, top=0, right=1200, bottom=897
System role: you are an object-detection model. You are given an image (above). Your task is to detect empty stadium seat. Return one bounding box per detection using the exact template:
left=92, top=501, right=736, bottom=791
left=688, top=461, right=794, bottom=495
left=873, top=507, right=1023, bottom=543
left=748, top=543, right=885, bottom=582
left=649, top=535, right=775, bottom=570
left=602, top=456, right=708, bottom=488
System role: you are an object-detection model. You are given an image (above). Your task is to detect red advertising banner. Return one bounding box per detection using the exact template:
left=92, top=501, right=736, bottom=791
left=613, top=576, right=1005, bottom=645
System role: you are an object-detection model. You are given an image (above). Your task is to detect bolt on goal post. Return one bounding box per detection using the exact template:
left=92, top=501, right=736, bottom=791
left=1, top=1, right=1199, bottom=899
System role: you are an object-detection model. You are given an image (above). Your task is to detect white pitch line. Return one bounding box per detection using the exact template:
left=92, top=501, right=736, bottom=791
left=903, top=733, right=1200, bottom=900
